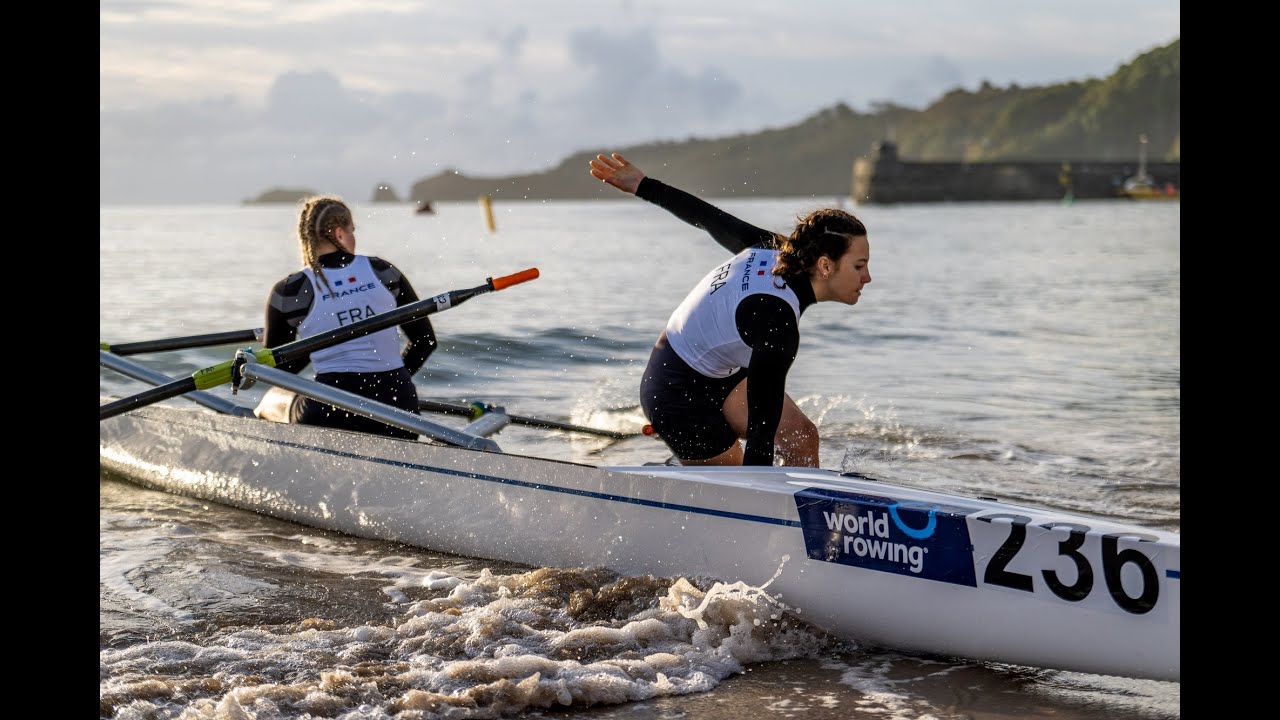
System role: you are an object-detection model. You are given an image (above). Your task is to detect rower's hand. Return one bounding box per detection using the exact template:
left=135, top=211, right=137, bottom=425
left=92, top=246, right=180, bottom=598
left=589, top=152, right=645, bottom=194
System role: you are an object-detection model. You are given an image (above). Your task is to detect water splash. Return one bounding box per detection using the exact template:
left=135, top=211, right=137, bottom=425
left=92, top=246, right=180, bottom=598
left=100, top=565, right=836, bottom=719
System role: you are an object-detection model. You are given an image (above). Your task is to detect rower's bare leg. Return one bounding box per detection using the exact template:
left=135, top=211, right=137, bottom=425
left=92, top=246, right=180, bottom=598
left=721, top=380, right=820, bottom=467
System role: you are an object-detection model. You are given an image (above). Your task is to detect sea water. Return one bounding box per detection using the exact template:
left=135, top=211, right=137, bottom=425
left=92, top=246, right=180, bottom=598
left=100, top=197, right=1180, bottom=719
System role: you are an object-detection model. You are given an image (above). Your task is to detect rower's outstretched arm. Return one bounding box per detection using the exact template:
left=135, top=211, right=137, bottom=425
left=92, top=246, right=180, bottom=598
left=591, top=152, right=775, bottom=253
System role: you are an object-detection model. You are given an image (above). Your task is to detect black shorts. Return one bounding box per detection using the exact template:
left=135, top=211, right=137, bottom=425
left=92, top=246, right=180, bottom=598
left=292, top=366, right=422, bottom=440
left=639, top=334, right=747, bottom=461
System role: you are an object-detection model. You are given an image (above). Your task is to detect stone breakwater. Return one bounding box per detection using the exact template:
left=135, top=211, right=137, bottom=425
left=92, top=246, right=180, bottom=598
left=852, top=141, right=1179, bottom=204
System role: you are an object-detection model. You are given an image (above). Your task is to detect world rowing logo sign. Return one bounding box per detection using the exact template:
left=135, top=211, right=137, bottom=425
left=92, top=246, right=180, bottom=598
left=793, top=487, right=980, bottom=586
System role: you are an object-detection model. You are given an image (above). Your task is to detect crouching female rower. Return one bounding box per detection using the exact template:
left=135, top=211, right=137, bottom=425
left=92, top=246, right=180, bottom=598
left=589, top=152, right=871, bottom=466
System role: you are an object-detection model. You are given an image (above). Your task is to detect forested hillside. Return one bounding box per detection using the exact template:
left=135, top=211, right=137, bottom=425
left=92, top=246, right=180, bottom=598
left=404, top=38, right=1179, bottom=202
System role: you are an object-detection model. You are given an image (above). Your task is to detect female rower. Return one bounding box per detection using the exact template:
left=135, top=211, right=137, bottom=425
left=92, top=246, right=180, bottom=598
left=261, top=195, right=437, bottom=439
left=589, top=152, right=871, bottom=466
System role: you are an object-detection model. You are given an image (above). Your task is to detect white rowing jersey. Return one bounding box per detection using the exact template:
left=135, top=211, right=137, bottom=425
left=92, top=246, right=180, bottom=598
left=298, top=255, right=403, bottom=373
left=665, top=247, right=801, bottom=378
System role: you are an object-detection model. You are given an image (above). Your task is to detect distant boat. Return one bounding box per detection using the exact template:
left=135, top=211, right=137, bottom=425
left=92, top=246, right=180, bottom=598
left=1121, top=178, right=1179, bottom=200
left=1121, top=135, right=1179, bottom=200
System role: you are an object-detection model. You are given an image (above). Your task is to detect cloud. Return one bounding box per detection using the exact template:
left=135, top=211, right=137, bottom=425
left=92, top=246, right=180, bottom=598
left=569, top=26, right=743, bottom=118
left=99, top=3, right=1178, bottom=204
left=553, top=26, right=746, bottom=146
left=99, top=23, right=753, bottom=204
left=495, top=26, right=529, bottom=61
left=887, top=55, right=969, bottom=109
left=264, top=71, right=381, bottom=131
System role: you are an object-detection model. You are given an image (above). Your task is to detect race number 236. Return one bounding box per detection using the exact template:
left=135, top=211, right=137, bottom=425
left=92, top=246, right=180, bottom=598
left=976, top=513, right=1160, bottom=614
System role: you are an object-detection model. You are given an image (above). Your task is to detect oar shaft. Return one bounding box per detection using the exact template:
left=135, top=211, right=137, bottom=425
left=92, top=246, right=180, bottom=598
left=102, top=328, right=262, bottom=356
left=100, top=350, right=253, bottom=417
left=99, top=296, right=442, bottom=419
left=418, top=399, right=487, bottom=419
left=419, top=399, right=636, bottom=439
left=99, top=377, right=198, bottom=419
left=100, top=269, right=539, bottom=422
left=507, top=413, right=634, bottom=439
left=271, top=272, right=531, bottom=367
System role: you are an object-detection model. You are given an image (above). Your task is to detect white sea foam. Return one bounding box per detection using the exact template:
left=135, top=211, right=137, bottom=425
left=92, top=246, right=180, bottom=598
left=100, top=565, right=835, bottom=719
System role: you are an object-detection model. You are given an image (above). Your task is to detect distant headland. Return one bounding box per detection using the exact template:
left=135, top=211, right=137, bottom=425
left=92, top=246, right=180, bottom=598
left=244, top=38, right=1178, bottom=206
left=243, top=182, right=403, bottom=206
left=241, top=188, right=317, bottom=205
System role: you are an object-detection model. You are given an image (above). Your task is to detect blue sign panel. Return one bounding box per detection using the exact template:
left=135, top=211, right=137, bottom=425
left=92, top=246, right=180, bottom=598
left=794, top=487, right=980, bottom=587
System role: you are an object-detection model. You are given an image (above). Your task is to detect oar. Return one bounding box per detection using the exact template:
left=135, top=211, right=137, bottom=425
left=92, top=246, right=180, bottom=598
left=100, top=268, right=540, bottom=421
left=101, top=328, right=263, bottom=356
left=100, top=349, right=255, bottom=417
left=418, top=399, right=639, bottom=440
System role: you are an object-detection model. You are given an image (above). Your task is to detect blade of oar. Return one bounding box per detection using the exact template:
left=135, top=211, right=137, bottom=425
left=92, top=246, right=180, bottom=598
left=100, top=268, right=540, bottom=421
left=419, top=399, right=638, bottom=440
left=101, top=328, right=263, bottom=356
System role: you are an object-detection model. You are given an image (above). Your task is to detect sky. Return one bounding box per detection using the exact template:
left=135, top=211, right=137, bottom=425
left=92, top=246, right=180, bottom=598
left=100, top=1, right=1179, bottom=205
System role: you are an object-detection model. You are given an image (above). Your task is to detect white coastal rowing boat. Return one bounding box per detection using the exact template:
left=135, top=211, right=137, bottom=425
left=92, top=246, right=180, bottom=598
left=99, top=270, right=1180, bottom=683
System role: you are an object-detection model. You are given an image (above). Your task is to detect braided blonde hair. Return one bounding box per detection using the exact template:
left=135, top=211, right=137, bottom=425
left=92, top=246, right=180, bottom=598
left=773, top=208, right=867, bottom=279
left=296, top=195, right=352, bottom=297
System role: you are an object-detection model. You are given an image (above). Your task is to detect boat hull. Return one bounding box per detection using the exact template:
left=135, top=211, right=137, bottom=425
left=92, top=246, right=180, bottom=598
left=100, top=403, right=1180, bottom=681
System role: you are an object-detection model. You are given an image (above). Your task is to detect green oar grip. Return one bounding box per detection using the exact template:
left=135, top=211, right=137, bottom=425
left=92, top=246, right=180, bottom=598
left=191, top=348, right=276, bottom=390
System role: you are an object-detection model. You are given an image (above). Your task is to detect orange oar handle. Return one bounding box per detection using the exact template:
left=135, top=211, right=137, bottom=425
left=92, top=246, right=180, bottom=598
left=492, top=267, right=540, bottom=291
